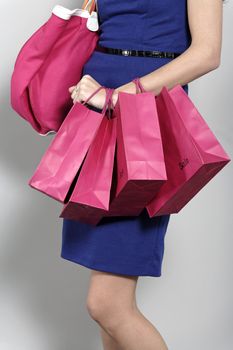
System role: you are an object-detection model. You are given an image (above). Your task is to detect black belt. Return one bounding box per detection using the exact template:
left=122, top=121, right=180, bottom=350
left=95, top=44, right=181, bottom=58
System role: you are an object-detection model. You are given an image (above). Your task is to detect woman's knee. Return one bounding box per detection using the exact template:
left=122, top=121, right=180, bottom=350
left=86, top=271, right=138, bottom=327
left=86, top=288, right=122, bottom=322
left=86, top=292, right=109, bottom=322
left=86, top=292, right=135, bottom=336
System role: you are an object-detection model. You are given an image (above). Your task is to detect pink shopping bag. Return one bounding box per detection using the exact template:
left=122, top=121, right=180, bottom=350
left=59, top=89, right=117, bottom=225
left=28, top=86, right=113, bottom=203
left=146, top=85, right=231, bottom=217
left=10, top=1, right=99, bottom=135
left=95, top=77, right=167, bottom=221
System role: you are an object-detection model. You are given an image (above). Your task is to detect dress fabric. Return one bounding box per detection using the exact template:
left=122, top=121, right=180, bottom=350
left=61, top=0, right=191, bottom=277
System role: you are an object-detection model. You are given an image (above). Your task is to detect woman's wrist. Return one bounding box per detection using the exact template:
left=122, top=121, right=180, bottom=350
left=111, top=81, right=138, bottom=108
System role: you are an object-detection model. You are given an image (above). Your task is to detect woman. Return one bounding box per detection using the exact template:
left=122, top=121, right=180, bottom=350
left=62, top=0, right=224, bottom=348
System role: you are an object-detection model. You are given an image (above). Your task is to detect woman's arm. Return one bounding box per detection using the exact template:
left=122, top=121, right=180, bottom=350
left=112, top=0, right=223, bottom=105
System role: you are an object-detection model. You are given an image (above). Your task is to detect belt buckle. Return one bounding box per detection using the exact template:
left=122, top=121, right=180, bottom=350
left=152, top=50, right=161, bottom=57
left=122, top=50, right=130, bottom=56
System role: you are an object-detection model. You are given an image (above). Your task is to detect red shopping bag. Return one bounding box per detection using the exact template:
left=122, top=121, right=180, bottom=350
left=59, top=90, right=117, bottom=225
left=146, top=85, right=231, bottom=217
left=96, top=77, right=167, bottom=221
left=28, top=86, right=113, bottom=203
left=10, top=1, right=98, bottom=135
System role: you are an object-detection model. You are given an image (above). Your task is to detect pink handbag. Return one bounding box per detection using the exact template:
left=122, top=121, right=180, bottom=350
left=59, top=89, right=117, bottom=225
left=10, top=0, right=99, bottom=135
left=28, top=86, right=113, bottom=203
left=146, top=84, right=231, bottom=217
left=94, top=77, right=167, bottom=222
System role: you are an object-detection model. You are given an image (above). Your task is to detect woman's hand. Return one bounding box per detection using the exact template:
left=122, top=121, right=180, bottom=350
left=69, top=74, right=112, bottom=109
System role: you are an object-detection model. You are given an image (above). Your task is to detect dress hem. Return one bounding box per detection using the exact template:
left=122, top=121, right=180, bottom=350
left=60, top=252, right=162, bottom=278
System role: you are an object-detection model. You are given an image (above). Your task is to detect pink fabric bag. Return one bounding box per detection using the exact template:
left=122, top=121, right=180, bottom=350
left=95, top=77, right=167, bottom=221
left=146, top=85, right=231, bottom=217
left=10, top=1, right=99, bottom=135
left=28, top=86, right=113, bottom=203
left=59, top=89, right=117, bottom=225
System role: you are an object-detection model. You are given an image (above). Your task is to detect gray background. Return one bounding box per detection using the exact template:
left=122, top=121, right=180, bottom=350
left=0, top=1, right=232, bottom=349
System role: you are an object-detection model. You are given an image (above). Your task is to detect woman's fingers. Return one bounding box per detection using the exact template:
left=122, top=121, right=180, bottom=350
left=73, top=92, right=79, bottom=104
left=71, top=89, right=77, bottom=100
left=69, top=75, right=103, bottom=106
left=71, top=84, right=80, bottom=100
left=68, top=85, right=76, bottom=93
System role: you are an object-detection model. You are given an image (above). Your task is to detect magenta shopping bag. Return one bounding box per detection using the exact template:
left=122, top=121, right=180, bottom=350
left=96, top=77, right=167, bottom=221
left=60, top=91, right=117, bottom=225
left=146, top=85, right=231, bottom=217
left=28, top=86, right=113, bottom=203
left=10, top=1, right=99, bottom=135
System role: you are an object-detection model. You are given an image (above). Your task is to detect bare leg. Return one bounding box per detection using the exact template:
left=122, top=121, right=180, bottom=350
left=86, top=270, right=168, bottom=350
left=99, top=327, right=122, bottom=350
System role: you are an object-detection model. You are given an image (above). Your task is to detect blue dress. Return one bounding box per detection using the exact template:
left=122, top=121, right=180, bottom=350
left=61, top=0, right=191, bottom=277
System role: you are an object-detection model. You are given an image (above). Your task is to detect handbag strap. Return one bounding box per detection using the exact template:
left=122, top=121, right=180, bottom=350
left=82, top=0, right=96, bottom=13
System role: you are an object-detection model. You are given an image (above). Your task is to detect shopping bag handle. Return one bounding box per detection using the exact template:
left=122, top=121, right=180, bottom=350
left=81, top=85, right=115, bottom=118
left=103, top=88, right=115, bottom=119
left=132, top=77, right=147, bottom=93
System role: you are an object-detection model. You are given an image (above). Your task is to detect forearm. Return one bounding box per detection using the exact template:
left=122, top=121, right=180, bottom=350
left=112, top=44, right=220, bottom=105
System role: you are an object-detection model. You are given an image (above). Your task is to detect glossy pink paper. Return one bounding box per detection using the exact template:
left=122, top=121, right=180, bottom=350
left=146, top=85, right=231, bottom=217
left=59, top=114, right=117, bottom=225
left=97, top=89, right=168, bottom=220
left=28, top=99, right=105, bottom=203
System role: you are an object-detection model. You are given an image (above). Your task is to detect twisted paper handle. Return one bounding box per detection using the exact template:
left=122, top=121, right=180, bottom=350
left=81, top=85, right=105, bottom=105
left=103, top=88, right=115, bottom=120
left=102, top=87, right=115, bottom=118
left=81, top=85, right=115, bottom=118
left=132, top=77, right=147, bottom=93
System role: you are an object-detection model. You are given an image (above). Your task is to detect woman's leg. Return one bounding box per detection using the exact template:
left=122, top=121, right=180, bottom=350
left=99, top=327, right=122, bottom=350
left=86, top=270, right=168, bottom=350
